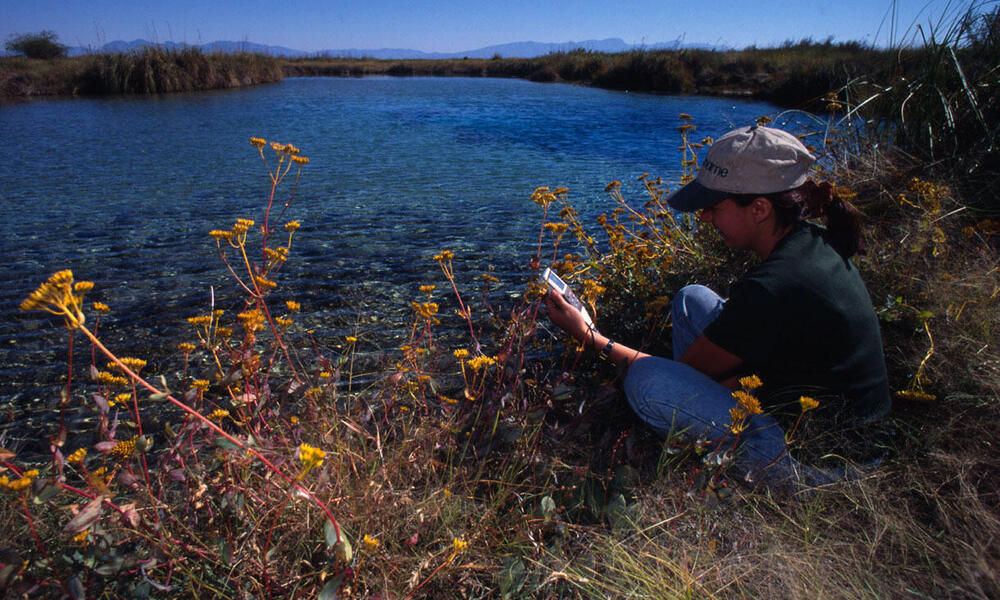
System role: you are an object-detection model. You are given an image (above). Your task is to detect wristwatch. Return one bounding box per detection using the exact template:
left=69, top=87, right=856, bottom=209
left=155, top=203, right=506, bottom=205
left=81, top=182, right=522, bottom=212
left=598, top=339, right=615, bottom=361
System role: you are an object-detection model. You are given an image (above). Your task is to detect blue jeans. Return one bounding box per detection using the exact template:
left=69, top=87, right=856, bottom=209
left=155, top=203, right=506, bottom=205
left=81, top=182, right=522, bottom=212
left=624, top=285, right=831, bottom=486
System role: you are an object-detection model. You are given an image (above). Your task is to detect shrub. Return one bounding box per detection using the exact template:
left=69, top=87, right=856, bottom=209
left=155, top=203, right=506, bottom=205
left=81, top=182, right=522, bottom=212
left=4, top=30, right=67, bottom=59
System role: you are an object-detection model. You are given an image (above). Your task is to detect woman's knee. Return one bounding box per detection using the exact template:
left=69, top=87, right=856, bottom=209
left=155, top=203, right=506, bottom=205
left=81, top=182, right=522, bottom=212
left=670, top=284, right=722, bottom=323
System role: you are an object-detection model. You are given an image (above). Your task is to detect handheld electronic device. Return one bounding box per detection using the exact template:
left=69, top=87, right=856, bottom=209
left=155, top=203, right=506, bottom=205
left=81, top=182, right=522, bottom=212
left=539, top=267, right=594, bottom=327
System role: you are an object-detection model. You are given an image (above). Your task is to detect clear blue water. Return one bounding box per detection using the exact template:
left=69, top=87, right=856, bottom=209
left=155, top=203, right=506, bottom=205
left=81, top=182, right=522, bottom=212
left=0, top=77, right=780, bottom=432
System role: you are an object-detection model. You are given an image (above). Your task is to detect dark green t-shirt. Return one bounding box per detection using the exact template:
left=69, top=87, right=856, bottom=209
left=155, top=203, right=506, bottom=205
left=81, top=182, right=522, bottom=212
left=703, top=223, right=891, bottom=424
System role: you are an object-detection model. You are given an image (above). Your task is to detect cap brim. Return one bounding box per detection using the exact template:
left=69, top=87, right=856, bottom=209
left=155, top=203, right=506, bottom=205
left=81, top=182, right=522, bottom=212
left=667, top=180, right=729, bottom=212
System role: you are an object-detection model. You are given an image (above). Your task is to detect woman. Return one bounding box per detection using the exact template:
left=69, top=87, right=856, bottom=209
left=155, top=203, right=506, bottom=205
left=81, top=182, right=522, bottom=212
left=545, top=125, right=891, bottom=484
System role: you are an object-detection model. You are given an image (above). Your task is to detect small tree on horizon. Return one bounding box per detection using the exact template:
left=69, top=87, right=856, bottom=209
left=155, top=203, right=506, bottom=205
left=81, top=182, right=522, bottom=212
left=5, top=30, right=68, bottom=59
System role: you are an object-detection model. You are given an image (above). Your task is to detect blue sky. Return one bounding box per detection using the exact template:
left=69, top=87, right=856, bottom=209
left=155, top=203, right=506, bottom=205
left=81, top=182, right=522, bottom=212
left=0, top=0, right=984, bottom=52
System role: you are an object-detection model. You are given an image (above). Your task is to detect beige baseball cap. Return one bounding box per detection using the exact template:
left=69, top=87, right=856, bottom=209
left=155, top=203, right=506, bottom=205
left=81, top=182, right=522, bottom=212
left=668, top=125, right=816, bottom=212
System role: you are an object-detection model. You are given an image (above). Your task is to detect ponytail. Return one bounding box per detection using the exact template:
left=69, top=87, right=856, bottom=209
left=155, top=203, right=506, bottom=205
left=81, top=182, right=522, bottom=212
left=731, top=181, right=864, bottom=258
left=808, top=181, right=864, bottom=259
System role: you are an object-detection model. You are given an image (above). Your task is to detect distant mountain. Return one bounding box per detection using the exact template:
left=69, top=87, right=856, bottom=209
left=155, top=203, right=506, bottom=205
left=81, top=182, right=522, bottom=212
left=60, top=37, right=721, bottom=59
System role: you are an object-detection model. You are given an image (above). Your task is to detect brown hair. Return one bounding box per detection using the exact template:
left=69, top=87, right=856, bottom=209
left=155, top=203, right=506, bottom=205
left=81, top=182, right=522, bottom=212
left=730, top=181, right=864, bottom=258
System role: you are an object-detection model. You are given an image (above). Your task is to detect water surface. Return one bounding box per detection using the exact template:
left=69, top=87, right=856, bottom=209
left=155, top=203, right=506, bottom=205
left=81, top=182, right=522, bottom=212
left=0, top=77, right=781, bottom=441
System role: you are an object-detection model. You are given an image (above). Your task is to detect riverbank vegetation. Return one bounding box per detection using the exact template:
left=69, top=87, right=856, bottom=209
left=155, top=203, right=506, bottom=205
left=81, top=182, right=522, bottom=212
left=2, top=5, right=999, bottom=600
left=0, top=47, right=283, bottom=96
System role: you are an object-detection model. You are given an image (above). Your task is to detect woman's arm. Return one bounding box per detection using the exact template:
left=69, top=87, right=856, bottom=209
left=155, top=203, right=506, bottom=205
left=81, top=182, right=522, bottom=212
left=678, top=335, right=744, bottom=389
left=544, top=290, right=649, bottom=370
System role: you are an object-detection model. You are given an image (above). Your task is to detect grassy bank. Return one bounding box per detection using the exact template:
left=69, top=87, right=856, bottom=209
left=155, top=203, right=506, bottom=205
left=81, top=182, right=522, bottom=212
left=0, top=47, right=283, bottom=97
left=280, top=40, right=879, bottom=109
left=2, top=8, right=999, bottom=599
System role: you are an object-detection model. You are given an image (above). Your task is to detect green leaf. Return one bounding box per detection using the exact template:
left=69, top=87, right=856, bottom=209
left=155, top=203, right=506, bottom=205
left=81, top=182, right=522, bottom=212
left=333, top=538, right=352, bottom=566
left=606, top=492, right=631, bottom=530
left=32, top=477, right=62, bottom=504
left=213, top=437, right=241, bottom=451
left=220, top=539, right=232, bottom=566
left=318, top=570, right=349, bottom=600
left=540, top=495, right=557, bottom=519
left=500, top=557, right=528, bottom=599
left=63, top=496, right=105, bottom=533
left=324, top=519, right=340, bottom=548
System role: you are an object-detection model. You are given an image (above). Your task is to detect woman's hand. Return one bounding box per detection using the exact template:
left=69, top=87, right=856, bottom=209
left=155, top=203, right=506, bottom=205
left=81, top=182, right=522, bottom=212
left=544, top=289, right=593, bottom=343
left=544, top=289, right=649, bottom=371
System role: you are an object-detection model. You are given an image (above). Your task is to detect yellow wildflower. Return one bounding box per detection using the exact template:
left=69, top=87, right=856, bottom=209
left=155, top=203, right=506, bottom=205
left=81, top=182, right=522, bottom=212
left=253, top=275, right=277, bottom=291
left=108, top=357, right=146, bottom=373
left=284, top=221, right=301, bottom=232
left=291, top=155, right=309, bottom=164
left=73, top=530, right=90, bottom=544
left=452, top=537, right=468, bottom=552
left=265, top=247, right=289, bottom=263
left=482, top=273, right=499, bottom=283
left=286, top=300, right=301, bottom=312
left=419, top=285, right=436, bottom=294
left=209, top=229, right=234, bottom=241
left=66, top=448, right=87, bottom=465
left=238, top=309, right=265, bottom=332
left=799, top=396, right=820, bottom=413
left=433, top=250, right=454, bottom=263
left=453, top=349, right=469, bottom=359
left=346, top=336, right=358, bottom=343
left=178, top=342, right=196, bottom=353
left=363, top=534, right=380, bottom=551
left=466, top=355, right=496, bottom=372
left=112, top=392, right=131, bottom=407
left=93, top=302, right=111, bottom=313
left=207, top=409, right=230, bottom=421
left=96, top=372, right=129, bottom=387
left=319, top=371, right=331, bottom=379
left=732, top=390, right=762, bottom=415
left=298, top=443, right=326, bottom=476
left=412, top=301, right=439, bottom=320
left=111, top=438, right=136, bottom=460
left=738, top=375, right=763, bottom=390
left=19, top=270, right=87, bottom=329
left=192, top=380, right=210, bottom=392
left=5, top=472, right=36, bottom=492
left=250, top=137, right=267, bottom=148
left=275, top=317, right=292, bottom=327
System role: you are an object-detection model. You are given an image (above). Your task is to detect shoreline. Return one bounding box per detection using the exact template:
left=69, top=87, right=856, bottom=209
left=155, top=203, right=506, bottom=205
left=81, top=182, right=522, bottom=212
left=1, top=41, right=883, bottom=110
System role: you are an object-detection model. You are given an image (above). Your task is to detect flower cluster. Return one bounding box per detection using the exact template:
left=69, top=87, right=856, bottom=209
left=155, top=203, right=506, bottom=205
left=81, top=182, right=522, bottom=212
left=66, top=448, right=87, bottom=465
left=728, top=377, right=764, bottom=435
left=19, top=270, right=92, bottom=329
left=466, top=355, right=496, bottom=372
left=298, top=443, right=326, bottom=470
left=1, top=469, right=39, bottom=492
left=412, top=301, right=440, bottom=322
left=111, top=437, right=136, bottom=461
